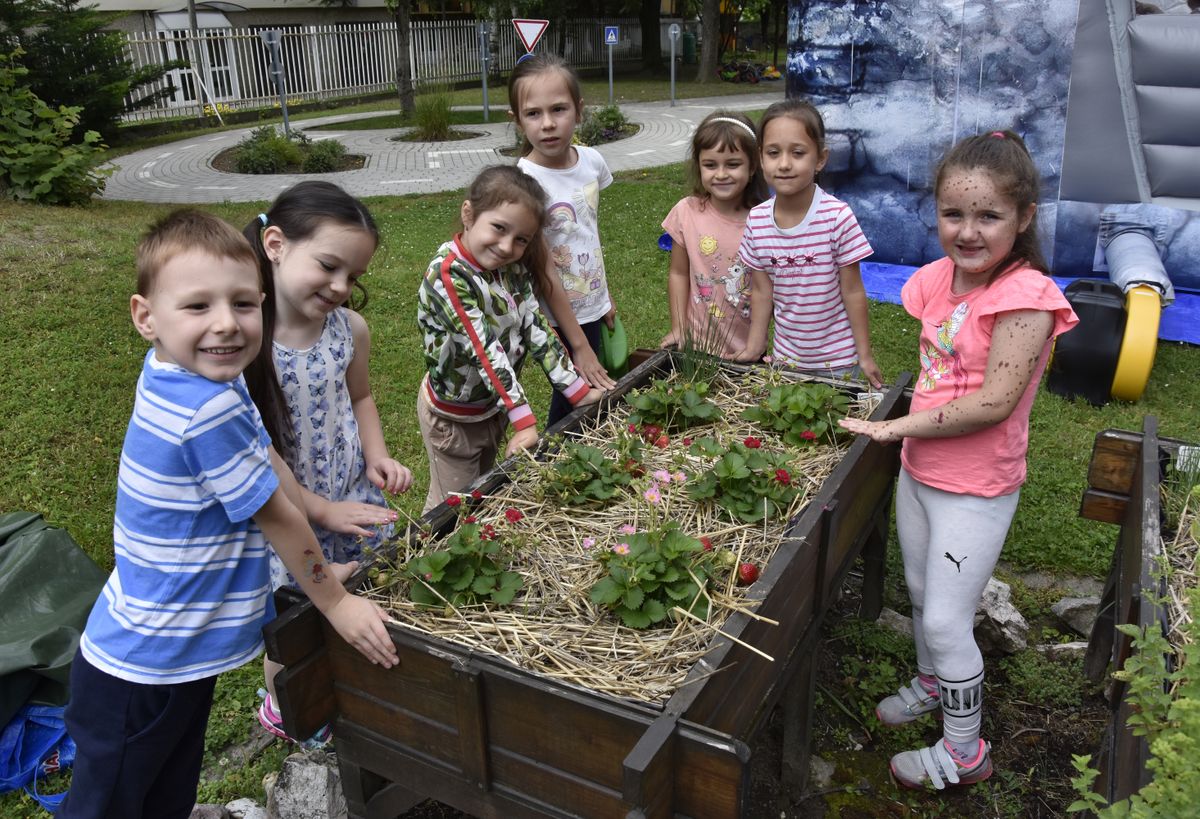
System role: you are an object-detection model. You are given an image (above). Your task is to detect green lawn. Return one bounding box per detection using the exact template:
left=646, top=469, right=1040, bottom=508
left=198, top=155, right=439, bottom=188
left=1, top=160, right=1197, bottom=812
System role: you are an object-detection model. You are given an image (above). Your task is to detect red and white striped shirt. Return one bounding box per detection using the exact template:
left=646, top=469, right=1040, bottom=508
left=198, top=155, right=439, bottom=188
left=737, top=187, right=872, bottom=370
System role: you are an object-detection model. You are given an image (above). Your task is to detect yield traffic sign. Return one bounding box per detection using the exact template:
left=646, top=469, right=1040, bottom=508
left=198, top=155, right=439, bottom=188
left=513, top=19, right=549, bottom=53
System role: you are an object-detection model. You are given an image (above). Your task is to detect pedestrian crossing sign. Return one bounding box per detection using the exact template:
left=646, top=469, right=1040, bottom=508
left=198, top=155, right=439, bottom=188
left=605, top=26, right=619, bottom=46
left=513, top=19, right=549, bottom=53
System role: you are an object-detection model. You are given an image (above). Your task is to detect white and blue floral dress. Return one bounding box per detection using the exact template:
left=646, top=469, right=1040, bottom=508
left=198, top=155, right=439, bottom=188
left=268, top=307, right=393, bottom=589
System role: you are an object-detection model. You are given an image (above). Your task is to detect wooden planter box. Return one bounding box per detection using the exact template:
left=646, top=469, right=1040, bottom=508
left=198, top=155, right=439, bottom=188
left=1081, top=417, right=1192, bottom=804
left=265, top=353, right=911, bottom=818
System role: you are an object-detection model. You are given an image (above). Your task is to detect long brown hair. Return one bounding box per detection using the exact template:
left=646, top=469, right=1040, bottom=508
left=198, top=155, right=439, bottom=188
left=934, top=130, right=1049, bottom=284
left=241, top=181, right=380, bottom=464
left=507, top=53, right=583, bottom=158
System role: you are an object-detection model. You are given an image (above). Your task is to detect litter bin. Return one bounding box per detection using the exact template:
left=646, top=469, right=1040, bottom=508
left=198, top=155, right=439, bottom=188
left=682, top=30, right=697, bottom=64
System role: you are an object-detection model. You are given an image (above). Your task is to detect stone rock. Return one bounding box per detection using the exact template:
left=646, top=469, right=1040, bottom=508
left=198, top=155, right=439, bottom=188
left=875, top=607, right=914, bottom=639
left=226, top=798, right=268, bottom=819
left=1052, top=596, right=1101, bottom=637
left=189, top=806, right=230, bottom=819
left=973, top=577, right=1029, bottom=656
left=809, top=755, right=836, bottom=789
left=1036, top=641, right=1089, bottom=661
left=265, top=751, right=346, bottom=819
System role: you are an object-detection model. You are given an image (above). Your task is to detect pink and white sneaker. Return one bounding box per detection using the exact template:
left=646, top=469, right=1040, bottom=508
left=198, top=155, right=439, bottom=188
left=890, top=739, right=992, bottom=790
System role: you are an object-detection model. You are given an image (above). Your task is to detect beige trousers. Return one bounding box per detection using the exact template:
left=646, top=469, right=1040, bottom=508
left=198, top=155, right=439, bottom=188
left=417, top=386, right=506, bottom=513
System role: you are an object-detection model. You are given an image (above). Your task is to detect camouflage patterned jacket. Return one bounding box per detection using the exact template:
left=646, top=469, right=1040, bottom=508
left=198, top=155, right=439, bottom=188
left=418, top=237, right=588, bottom=431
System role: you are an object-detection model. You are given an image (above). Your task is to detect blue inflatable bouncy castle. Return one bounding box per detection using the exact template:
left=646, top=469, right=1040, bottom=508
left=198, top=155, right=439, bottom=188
left=784, top=0, right=1200, bottom=403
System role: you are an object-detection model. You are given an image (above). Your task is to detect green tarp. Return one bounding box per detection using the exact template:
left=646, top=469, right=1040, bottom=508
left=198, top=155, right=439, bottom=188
left=0, top=512, right=105, bottom=728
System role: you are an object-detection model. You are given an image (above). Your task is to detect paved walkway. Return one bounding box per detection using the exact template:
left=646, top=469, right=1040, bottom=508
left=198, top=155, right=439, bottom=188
left=101, top=90, right=784, bottom=203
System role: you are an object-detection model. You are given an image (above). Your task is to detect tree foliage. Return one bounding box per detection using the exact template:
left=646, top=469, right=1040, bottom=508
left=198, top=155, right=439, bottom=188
left=0, top=0, right=182, bottom=140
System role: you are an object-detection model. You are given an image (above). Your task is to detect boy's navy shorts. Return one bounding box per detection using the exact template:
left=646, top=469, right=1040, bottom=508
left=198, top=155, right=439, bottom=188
left=56, top=649, right=217, bottom=819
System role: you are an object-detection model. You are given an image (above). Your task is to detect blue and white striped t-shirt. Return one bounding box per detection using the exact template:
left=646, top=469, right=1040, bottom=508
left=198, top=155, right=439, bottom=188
left=80, top=351, right=280, bottom=685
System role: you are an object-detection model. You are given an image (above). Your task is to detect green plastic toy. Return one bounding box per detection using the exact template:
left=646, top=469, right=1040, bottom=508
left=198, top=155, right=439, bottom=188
left=598, top=314, right=629, bottom=379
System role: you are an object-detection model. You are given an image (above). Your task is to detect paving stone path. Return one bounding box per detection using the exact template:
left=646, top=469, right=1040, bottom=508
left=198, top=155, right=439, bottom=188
left=102, top=90, right=785, bottom=203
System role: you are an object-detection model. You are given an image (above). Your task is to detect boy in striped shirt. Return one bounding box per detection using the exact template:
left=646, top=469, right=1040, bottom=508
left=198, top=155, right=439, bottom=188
left=59, top=211, right=397, bottom=819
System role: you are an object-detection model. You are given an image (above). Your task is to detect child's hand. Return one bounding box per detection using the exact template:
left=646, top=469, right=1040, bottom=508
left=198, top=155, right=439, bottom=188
left=572, top=345, right=617, bottom=391
left=660, top=330, right=679, bottom=349
left=579, top=387, right=604, bottom=406
left=322, top=502, right=398, bottom=539
left=324, top=593, right=398, bottom=668
left=838, top=417, right=901, bottom=443
left=858, top=354, right=884, bottom=389
left=505, top=426, right=539, bottom=458
left=368, top=458, right=413, bottom=495
left=603, top=304, right=618, bottom=330
left=732, top=343, right=764, bottom=363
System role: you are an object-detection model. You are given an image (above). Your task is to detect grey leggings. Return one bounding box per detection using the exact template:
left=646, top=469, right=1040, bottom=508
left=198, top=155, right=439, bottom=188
left=896, top=468, right=1019, bottom=743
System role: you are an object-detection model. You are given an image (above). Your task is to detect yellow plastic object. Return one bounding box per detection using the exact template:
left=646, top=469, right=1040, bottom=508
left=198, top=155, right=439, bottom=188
left=1110, top=285, right=1161, bottom=402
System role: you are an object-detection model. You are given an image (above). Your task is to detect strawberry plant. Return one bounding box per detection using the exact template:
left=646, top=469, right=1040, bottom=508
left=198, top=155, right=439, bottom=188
left=741, top=381, right=852, bottom=446
left=538, top=435, right=645, bottom=507
left=404, top=514, right=524, bottom=610
left=686, top=436, right=801, bottom=523
left=589, top=520, right=718, bottom=629
left=625, top=377, right=721, bottom=432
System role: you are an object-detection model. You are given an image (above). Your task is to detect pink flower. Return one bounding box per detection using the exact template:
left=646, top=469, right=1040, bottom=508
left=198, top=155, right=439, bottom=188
left=744, top=436, right=762, bottom=449
left=643, top=484, right=662, bottom=504
left=582, top=536, right=596, bottom=550
left=653, top=469, right=671, bottom=484
left=672, top=471, right=686, bottom=483
left=799, top=430, right=817, bottom=441
left=446, top=495, right=462, bottom=507
left=619, top=524, right=637, bottom=534
left=775, top=469, right=791, bottom=485
left=613, top=543, right=630, bottom=555
left=505, top=508, right=524, bottom=523
left=424, top=572, right=433, bottom=580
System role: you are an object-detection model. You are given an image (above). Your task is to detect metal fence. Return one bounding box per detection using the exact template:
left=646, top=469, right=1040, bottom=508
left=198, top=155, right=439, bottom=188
left=121, top=17, right=642, bottom=123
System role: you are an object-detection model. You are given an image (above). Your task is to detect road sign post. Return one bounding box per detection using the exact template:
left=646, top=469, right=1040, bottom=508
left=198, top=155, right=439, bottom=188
left=604, top=25, right=618, bottom=104
left=258, top=29, right=290, bottom=136
left=668, top=24, right=680, bottom=107
left=478, top=22, right=490, bottom=121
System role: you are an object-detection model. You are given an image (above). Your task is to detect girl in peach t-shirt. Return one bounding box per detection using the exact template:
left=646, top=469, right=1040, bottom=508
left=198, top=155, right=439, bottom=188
left=840, top=131, right=1077, bottom=791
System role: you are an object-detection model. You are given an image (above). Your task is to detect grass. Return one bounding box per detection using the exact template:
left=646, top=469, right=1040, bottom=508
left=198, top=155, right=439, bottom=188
left=1, top=146, right=1197, bottom=814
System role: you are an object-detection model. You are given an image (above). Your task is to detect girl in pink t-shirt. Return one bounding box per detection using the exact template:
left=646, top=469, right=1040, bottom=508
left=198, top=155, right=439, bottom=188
left=840, top=131, right=1078, bottom=791
left=660, top=111, right=768, bottom=358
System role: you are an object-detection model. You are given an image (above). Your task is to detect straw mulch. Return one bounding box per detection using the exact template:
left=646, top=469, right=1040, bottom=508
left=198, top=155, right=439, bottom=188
left=1163, top=462, right=1200, bottom=662
left=367, top=367, right=881, bottom=705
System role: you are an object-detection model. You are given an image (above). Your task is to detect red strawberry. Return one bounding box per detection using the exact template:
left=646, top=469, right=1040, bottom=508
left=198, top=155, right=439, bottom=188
left=699, top=536, right=714, bottom=552
left=653, top=434, right=669, bottom=449
left=737, top=562, right=760, bottom=585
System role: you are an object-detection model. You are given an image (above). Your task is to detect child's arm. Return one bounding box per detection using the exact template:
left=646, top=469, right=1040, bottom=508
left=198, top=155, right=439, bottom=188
left=256, top=449, right=398, bottom=668
left=541, top=261, right=617, bottom=391
left=299, top=484, right=397, bottom=539
left=662, top=244, right=690, bottom=348
left=838, top=262, right=883, bottom=388
left=346, top=310, right=412, bottom=495
left=839, top=309, right=1055, bottom=442
left=734, top=267, right=773, bottom=362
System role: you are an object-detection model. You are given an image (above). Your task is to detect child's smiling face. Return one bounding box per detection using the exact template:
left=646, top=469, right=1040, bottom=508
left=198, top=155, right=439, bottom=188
left=937, top=166, right=1035, bottom=289
left=698, top=145, right=751, bottom=208
left=760, top=116, right=827, bottom=201
left=131, top=249, right=264, bottom=382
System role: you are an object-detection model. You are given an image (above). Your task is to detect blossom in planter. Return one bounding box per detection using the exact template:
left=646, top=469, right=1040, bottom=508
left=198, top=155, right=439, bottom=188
left=744, top=436, right=762, bottom=449
left=644, top=483, right=662, bottom=504
left=619, top=523, right=637, bottom=534
left=775, top=469, right=791, bottom=485
left=613, top=543, right=630, bottom=555
left=673, top=471, right=686, bottom=483
left=582, top=536, right=596, bottom=550
left=505, top=508, right=524, bottom=523
left=653, top=469, right=672, bottom=484
left=446, top=495, right=462, bottom=507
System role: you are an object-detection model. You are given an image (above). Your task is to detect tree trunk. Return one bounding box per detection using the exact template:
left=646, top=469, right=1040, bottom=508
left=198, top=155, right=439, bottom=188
left=640, top=0, right=661, bottom=71
left=696, top=0, right=720, bottom=83
left=393, top=1, right=414, bottom=114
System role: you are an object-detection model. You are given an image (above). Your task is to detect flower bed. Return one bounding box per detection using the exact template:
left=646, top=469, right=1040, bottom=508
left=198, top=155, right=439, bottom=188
left=363, top=364, right=879, bottom=704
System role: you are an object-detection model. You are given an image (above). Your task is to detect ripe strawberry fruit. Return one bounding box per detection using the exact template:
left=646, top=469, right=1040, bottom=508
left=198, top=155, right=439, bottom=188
left=642, top=423, right=662, bottom=443
left=737, top=562, right=760, bottom=585
left=699, top=536, right=714, bottom=552
left=653, top=434, right=669, bottom=449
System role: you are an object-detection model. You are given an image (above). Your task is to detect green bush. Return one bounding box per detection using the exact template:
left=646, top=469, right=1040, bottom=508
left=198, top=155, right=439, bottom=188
left=232, top=125, right=303, bottom=174
left=301, top=137, right=346, bottom=173
left=412, top=86, right=453, bottom=142
left=0, top=49, right=107, bottom=205
left=576, top=104, right=630, bottom=146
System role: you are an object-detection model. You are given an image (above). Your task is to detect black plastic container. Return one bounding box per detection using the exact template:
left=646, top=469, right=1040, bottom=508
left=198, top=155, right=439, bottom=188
left=1047, top=279, right=1126, bottom=406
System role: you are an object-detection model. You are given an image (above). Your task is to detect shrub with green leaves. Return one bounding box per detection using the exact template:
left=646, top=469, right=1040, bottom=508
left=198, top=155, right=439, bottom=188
left=301, top=137, right=346, bottom=173
left=686, top=435, right=801, bottom=523
left=589, top=520, right=717, bottom=629
left=576, top=104, right=632, bottom=146
left=412, top=85, right=453, bottom=141
left=0, top=50, right=107, bottom=205
left=404, top=516, right=524, bottom=611
left=232, top=126, right=302, bottom=174
left=539, top=435, right=645, bottom=507
left=742, top=381, right=852, bottom=447
left=625, top=377, right=721, bottom=432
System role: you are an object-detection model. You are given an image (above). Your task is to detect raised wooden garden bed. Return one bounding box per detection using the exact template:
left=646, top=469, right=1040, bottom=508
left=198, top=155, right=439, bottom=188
left=1081, top=417, right=1194, bottom=804
left=265, top=352, right=911, bottom=818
